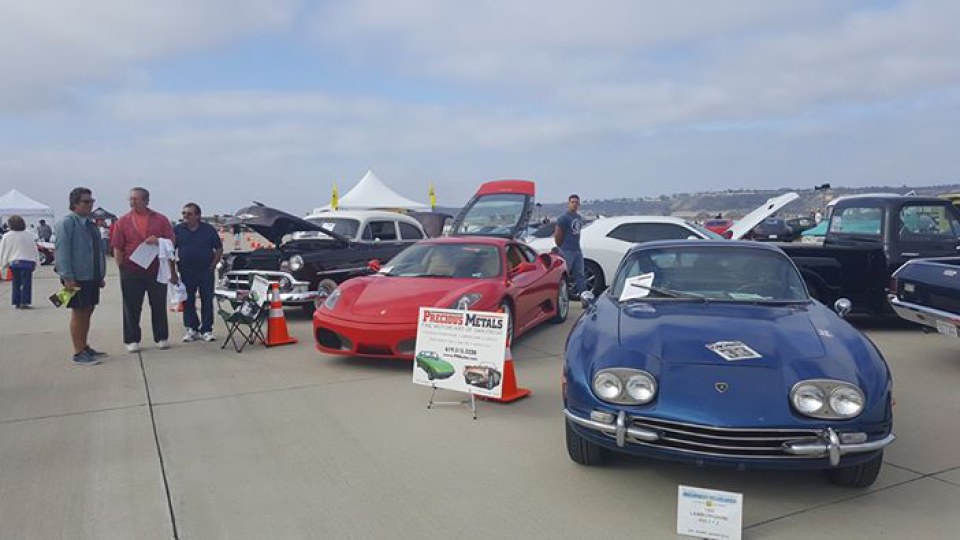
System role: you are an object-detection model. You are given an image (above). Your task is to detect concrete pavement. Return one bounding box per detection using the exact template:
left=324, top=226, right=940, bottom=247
left=1, top=265, right=958, bottom=539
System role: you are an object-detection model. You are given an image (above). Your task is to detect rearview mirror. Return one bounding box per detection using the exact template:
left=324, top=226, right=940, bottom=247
left=833, top=298, right=852, bottom=318
left=367, top=259, right=381, bottom=272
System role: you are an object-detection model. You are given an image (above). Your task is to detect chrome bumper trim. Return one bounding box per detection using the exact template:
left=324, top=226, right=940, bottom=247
left=215, top=289, right=317, bottom=304
left=889, top=296, right=960, bottom=331
left=564, top=409, right=660, bottom=445
left=783, top=429, right=896, bottom=466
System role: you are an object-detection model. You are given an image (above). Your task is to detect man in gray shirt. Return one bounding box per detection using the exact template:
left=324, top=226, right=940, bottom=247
left=554, top=194, right=586, bottom=297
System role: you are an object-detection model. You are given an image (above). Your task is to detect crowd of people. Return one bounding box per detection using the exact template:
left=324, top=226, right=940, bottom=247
left=27, top=186, right=224, bottom=365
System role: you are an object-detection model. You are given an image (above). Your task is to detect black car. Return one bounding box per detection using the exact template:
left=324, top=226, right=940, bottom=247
left=785, top=216, right=817, bottom=235
left=749, top=217, right=797, bottom=242
left=216, top=205, right=427, bottom=313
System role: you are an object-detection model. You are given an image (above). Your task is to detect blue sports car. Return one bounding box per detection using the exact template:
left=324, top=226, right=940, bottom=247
left=563, top=241, right=895, bottom=487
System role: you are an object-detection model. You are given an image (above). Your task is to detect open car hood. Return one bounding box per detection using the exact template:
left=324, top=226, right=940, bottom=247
left=227, top=204, right=350, bottom=246
left=727, top=192, right=800, bottom=240
left=449, top=180, right=535, bottom=239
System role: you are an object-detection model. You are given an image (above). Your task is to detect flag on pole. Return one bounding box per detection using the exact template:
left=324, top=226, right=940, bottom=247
left=428, top=182, right=436, bottom=210
left=331, top=182, right=339, bottom=210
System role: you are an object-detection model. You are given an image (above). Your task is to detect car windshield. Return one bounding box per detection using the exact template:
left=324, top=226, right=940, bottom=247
left=611, top=246, right=808, bottom=303
left=383, top=243, right=502, bottom=278
left=297, top=217, right=361, bottom=240
left=454, top=194, right=526, bottom=236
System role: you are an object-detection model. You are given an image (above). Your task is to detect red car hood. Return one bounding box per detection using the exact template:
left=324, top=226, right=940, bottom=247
left=332, top=275, right=500, bottom=323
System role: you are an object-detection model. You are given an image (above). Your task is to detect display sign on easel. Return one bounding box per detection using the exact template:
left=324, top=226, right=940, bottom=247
left=677, top=485, right=743, bottom=540
left=413, top=308, right=509, bottom=417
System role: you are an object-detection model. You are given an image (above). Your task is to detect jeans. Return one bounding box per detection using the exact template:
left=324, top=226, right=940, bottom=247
left=560, top=249, right=586, bottom=295
left=120, top=270, right=169, bottom=344
left=181, top=269, right=215, bottom=334
left=10, top=261, right=35, bottom=306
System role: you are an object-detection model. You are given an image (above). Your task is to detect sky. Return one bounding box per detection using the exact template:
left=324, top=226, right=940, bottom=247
left=1, top=0, right=959, bottom=218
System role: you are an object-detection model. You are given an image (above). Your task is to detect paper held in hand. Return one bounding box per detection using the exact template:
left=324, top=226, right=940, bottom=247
left=129, top=242, right=159, bottom=269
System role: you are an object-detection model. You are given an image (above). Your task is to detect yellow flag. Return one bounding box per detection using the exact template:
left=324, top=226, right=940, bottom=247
left=331, top=182, right=339, bottom=210
left=428, top=182, right=436, bottom=210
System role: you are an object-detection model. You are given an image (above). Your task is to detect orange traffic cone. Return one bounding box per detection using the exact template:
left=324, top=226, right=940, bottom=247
left=264, top=282, right=298, bottom=347
left=482, top=344, right=531, bottom=403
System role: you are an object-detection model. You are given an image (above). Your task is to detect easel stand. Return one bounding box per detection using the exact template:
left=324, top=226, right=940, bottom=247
left=427, top=386, right=478, bottom=420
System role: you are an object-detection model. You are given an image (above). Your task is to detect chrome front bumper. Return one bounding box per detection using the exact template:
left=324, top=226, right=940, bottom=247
left=216, top=270, right=316, bottom=305
left=889, top=296, right=960, bottom=336
left=565, top=409, right=895, bottom=467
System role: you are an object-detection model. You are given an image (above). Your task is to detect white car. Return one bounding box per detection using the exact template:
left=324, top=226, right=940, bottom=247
left=527, top=192, right=799, bottom=295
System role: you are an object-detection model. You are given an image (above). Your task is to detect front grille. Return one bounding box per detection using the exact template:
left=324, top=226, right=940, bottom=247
left=315, top=328, right=351, bottom=351
left=625, top=416, right=822, bottom=459
left=396, top=339, right=416, bottom=356
left=223, top=272, right=295, bottom=292
left=357, top=344, right=393, bottom=356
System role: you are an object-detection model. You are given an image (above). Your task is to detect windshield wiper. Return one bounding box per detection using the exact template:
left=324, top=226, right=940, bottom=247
left=625, top=282, right=707, bottom=300
left=387, top=272, right=454, bottom=278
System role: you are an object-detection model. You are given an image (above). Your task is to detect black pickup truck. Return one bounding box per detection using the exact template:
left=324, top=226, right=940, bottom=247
left=779, top=196, right=960, bottom=315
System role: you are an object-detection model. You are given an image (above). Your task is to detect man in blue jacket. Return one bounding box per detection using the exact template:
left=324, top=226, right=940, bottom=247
left=55, top=187, right=108, bottom=365
left=175, top=202, right=223, bottom=342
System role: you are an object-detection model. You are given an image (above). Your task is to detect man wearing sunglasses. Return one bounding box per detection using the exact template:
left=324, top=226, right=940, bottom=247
left=174, top=202, right=223, bottom=342
left=54, top=187, right=108, bottom=365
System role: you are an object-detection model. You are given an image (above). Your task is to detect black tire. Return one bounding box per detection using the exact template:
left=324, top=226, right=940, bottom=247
left=827, top=452, right=883, bottom=488
left=565, top=419, right=606, bottom=466
left=38, top=250, right=51, bottom=265
left=583, top=260, right=605, bottom=298
left=552, top=278, right=569, bottom=324
left=500, top=301, right=514, bottom=346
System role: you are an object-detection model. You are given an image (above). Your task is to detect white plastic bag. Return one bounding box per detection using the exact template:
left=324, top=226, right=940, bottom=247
left=167, top=282, right=187, bottom=310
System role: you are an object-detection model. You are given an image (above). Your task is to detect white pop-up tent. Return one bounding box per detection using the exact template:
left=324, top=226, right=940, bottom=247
left=315, top=170, right=430, bottom=212
left=0, top=189, right=55, bottom=229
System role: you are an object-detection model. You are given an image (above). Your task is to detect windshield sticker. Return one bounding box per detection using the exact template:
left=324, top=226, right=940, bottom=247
left=619, top=273, right=656, bottom=302
left=706, top=341, right=762, bottom=361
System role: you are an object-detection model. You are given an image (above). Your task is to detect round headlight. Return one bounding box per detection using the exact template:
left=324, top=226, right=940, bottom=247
left=323, top=288, right=341, bottom=310
left=289, top=255, right=304, bottom=272
left=279, top=277, right=291, bottom=290
left=625, top=373, right=657, bottom=403
left=792, top=383, right=825, bottom=414
left=829, top=386, right=864, bottom=418
left=593, top=372, right=623, bottom=401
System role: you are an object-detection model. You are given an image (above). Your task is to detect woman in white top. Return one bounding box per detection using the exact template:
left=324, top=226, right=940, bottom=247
left=0, top=215, right=40, bottom=308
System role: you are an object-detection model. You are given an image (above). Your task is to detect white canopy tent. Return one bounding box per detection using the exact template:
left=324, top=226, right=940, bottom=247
left=314, top=170, right=430, bottom=213
left=0, top=189, right=55, bottom=230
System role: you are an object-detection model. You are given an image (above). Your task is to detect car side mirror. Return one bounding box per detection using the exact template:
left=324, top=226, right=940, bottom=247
left=368, top=259, right=381, bottom=272
left=834, top=298, right=852, bottom=318
left=581, top=290, right=596, bottom=308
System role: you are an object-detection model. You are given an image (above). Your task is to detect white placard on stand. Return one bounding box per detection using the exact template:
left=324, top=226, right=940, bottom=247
left=677, top=485, right=743, bottom=540
left=413, top=308, right=509, bottom=418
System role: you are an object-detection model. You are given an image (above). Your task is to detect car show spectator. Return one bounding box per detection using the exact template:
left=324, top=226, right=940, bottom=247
left=554, top=194, right=586, bottom=297
left=0, top=214, right=40, bottom=309
left=54, top=188, right=108, bottom=365
left=175, top=202, right=223, bottom=343
left=112, top=187, right=178, bottom=352
left=37, top=219, right=52, bottom=242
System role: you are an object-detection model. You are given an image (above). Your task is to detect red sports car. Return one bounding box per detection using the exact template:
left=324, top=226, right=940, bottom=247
left=312, top=180, right=569, bottom=359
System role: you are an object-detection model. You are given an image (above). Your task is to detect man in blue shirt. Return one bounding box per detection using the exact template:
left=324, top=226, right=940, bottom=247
left=554, top=194, right=586, bottom=297
left=174, top=203, right=223, bottom=342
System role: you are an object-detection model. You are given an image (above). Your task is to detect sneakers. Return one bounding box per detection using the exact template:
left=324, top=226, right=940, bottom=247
left=84, top=346, right=108, bottom=358
left=156, top=340, right=170, bottom=350
left=125, top=342, right=141, bottom=353
left=183, top=329, right=199, bottom=342
left=201, top=332, right=216, bottom=342
left=72, top=350, right=101, bottom=366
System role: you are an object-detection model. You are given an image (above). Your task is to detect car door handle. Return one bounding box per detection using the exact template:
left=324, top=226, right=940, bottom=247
left=901, top=253, right=920, bottom=257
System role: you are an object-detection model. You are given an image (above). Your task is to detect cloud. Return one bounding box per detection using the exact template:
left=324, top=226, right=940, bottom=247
left=0, top=0, right=298, bottom=109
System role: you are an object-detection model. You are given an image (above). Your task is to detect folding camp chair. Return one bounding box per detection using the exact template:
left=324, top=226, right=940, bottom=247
left=217, top=295, right=268, bottom=353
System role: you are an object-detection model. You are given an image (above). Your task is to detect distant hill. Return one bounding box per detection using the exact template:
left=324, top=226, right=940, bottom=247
left=534, top=184, right=960, bottom=221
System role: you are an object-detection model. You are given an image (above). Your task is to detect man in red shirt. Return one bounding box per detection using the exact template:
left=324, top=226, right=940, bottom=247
left=112, top=187, right=178, bottom=352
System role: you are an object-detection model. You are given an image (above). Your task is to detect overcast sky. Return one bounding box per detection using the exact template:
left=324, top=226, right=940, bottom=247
left=1, top=0, right=959, bottom=218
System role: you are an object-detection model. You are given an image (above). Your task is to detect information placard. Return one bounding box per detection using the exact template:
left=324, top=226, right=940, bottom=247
left=677, top=485, right=743, bottom=540
left=412, top=308, right=508, bottom=398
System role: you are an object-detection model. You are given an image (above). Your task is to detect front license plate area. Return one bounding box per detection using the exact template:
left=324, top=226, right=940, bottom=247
left=935, top=321, right=959, bottom=338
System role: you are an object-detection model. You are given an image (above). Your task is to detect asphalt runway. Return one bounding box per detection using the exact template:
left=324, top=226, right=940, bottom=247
left=1, top=265, right=958, bottom=539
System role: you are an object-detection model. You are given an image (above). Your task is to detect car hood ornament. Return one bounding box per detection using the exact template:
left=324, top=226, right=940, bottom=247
left=715, top=382, right=729, bottom=393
